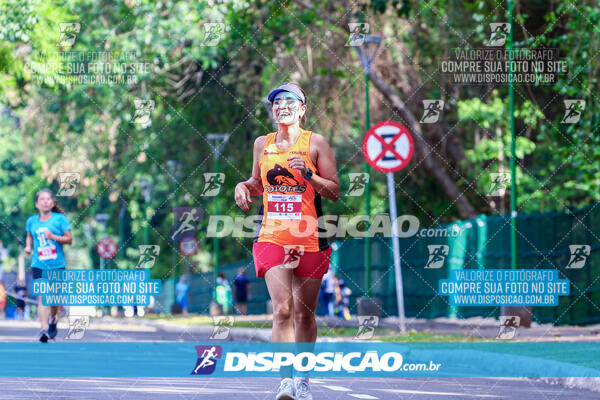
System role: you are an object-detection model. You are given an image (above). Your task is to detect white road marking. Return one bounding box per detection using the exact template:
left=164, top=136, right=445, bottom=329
left=323, top=385, right=352, bottom=392
left=349, top=394, right=379, bottom=399
left=378, top=389, right=501, bottom=397
left=109, top=386, right=271, bottom=394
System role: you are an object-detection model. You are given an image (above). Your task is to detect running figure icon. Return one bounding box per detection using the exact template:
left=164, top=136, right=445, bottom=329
left=170, top=208, right=202, bottom=241
left=193, top=346, right=218, bottom=374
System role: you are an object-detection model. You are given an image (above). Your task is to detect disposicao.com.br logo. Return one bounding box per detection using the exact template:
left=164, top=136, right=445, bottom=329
left=207, top=214, right=465, bottom=239
left=223, top=351, right=441, bottom=373
left=190, top=346, right=442, bottom=376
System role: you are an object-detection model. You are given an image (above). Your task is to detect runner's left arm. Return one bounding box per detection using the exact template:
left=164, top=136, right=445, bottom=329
left=305, top=133, right=340, bottom=201
left=45, top=230, right=72, bottom=245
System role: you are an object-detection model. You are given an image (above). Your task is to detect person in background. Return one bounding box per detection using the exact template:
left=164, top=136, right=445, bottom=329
left=13, top=279, right=27, bottom=320
left=175, top=275, right=190, bottom=315
left=335, top=278, right=351, bottom=320
left=320, top=269, right=337, bottom=317
left=317, top=282, right=325, bottom=316
left=233, top=267, right=250, bottom=315
left=0, top=282, right=5, bottom=318
left=215, top=273, right=232, bottom=315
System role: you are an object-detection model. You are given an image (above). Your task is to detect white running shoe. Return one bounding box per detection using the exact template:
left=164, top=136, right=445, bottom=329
left=275, top=378, right=296, bottom=400
left=295, top=378, right=312, bottom=400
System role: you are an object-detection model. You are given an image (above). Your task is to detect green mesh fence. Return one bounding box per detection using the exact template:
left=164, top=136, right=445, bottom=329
left=157, top=204, right=599, bottom=325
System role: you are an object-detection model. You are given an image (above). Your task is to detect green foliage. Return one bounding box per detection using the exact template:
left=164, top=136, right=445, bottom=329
left=0, top=0, right=597, bottom=276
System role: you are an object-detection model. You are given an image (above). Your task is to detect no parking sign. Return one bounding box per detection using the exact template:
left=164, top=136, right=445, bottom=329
left=179, top=236, right=199, bottom=256
left=362, top=121, right=414, bottom=173
left=96, top=237, right=117, bottom=259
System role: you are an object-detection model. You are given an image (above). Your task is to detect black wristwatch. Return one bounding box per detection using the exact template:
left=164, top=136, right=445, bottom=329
left=303, top=168, right=313, bottom=180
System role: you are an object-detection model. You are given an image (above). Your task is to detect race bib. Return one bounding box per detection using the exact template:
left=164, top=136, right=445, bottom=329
left=267, top=194, right=302, bottom=220
left=36, top=227, right=58, bottom=261
left=38, top=246, right=57, bottom=261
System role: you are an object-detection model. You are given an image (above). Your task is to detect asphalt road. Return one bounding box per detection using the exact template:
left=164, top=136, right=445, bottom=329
left=1, top=320, right=599, bottom=399
left=0, top=319, right=223, bottom=342
left=2, top=377, right=598, bottom=400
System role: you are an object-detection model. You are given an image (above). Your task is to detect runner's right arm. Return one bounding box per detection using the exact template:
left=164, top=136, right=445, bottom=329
left=24, top=232, right=32, bottom=255
left=235, top=136, right=265, bottom=211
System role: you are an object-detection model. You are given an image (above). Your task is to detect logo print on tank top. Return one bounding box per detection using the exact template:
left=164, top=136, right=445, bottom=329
left=264, top=164, right=306, bottom=219
left=264, top=164, right=306, bottom=194
left=267, top=164, right=298, bottom=186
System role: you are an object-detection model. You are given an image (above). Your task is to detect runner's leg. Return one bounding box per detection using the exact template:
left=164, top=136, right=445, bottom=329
left=38, top=296, right=49, bottom=331
left=291, top=272, right=322, bottom=396
left=264, top=266, right=295, bottom=342
left=50, top=306, right=60, bottom=320
left=292, top=276, right=322, bottom=342
left=265, top=265, right=296, bottom=386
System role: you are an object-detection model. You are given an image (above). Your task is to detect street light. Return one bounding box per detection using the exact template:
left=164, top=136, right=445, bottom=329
left=503, top=0, right=529, bottom=327
left=507, top=2, right=517, bottom=272
left=206, top=133, right=230, bottom=295
left=167, top=160, right=182, bottom=312
left=354, top=35, right=382, bottom=75
left=354, top=35, right=382, bottom=298
left=140, top=179, right=153, bottom=245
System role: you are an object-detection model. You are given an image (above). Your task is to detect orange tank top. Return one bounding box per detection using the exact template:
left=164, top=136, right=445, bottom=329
left=255, top=128, right=328, bottom=252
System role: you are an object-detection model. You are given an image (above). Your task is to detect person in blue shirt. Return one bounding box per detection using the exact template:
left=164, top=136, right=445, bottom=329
left=175, top=275, right=190, bottom=315
left=24, top=189, right=72, bottom=342
left=233, top=267, right=250, bottom=315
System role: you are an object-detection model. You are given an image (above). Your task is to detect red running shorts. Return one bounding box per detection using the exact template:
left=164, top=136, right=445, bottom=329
left=252, top=242, right=331, bottom=279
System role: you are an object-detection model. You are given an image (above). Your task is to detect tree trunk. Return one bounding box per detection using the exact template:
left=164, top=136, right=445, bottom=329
left=294, top=0, right=478, bottom=219
left=369, top=72, right=478, bottom=220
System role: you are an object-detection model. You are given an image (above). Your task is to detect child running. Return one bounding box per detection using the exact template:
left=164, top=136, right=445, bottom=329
left=24, top=189, right=72, bottom=342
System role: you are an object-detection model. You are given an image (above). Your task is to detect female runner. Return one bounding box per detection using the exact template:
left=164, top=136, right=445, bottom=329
left=235, top=83, right=339, bottom=400
left=24, top=189, right=73, bottom=342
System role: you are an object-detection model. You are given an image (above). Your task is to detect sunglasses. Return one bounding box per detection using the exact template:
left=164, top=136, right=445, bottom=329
left=273, top=98, right=302, bottom=108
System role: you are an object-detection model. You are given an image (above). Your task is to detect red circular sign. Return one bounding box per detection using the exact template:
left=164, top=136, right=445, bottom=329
left=96, top=237, right=118, bottom=259
left=179, top=236, right=199, bottom=256
left=362, top=121, right=414, bottom=173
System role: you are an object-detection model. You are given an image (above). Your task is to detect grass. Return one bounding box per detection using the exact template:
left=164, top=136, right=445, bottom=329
left=143, top=315, right=478, bottom=342
left=319, top=327, right=477, bottom=342
left=149, top=316, right=272, bottom=328
left=378, top=330, right=480, bottom=342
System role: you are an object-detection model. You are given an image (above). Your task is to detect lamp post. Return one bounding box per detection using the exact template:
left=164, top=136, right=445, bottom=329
left=508, top=1, right=517, bottom=271
left=503, top=0, right=530, bottom=328
left=167, top=160, right=182, bottom=311
left=206, top=133, right=230, bottom=294
left=118, top=200, right=127, bottom=260
left=140, top=179, right=153, bottom=245
left=354, top=35, right=382, bottom=298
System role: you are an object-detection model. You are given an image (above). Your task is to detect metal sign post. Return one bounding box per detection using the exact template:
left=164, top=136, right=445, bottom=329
left=207, top=133, right=230, bottom=290
left=387, top=171, right=406, bottom=332
left=95, top=213, right=109, bottom=269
